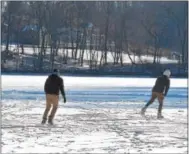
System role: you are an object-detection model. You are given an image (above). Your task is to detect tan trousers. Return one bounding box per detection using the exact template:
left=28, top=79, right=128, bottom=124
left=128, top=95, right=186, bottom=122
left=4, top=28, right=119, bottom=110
left=150, top=92, right=164, bottom=103
left=145, top=92, right=164, bottom=115
left=42, top=94, right=59, bottom=120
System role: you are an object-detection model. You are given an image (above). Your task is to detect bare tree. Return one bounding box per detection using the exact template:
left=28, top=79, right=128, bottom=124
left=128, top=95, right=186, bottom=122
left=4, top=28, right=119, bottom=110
left=163, top=2, right=188, bottom=64
left=3, top=2, right=22, bottom=52
left=99, top=2, right=113, bottom=66
left=140, top=3, right=168, bottom=64
left=30, top=2, right=50, bottom=71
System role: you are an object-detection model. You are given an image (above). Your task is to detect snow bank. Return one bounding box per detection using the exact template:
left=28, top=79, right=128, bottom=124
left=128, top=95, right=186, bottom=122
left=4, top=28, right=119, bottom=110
left=1, top=45, right=178, bottom=64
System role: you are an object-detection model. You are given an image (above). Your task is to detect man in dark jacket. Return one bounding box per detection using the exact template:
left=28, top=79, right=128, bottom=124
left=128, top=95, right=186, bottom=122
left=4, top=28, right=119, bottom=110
left=42, top=69, right=66, bottom=125
left=141, top=69, right=171, bottom=119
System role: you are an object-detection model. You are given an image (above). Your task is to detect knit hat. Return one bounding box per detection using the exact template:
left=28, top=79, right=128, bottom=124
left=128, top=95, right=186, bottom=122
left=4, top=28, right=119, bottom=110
left=163, top=69, right=171, bottom=78
left=52, top=69, right=59, bottom=75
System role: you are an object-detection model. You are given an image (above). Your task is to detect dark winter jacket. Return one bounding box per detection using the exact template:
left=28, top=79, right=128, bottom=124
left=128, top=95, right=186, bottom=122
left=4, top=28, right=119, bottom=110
left=44, top=74, right=65, bottom=97
left=152, top=75, right=170, bottom=96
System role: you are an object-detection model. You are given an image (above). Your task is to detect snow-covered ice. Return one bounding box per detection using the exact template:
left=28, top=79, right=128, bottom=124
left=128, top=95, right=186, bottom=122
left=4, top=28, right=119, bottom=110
left=1, top=75, right=188, bottom=153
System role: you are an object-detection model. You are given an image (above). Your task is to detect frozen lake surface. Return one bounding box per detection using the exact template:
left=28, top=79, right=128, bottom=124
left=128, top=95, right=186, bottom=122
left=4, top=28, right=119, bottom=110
left=1, top=75, right=188, bottom=153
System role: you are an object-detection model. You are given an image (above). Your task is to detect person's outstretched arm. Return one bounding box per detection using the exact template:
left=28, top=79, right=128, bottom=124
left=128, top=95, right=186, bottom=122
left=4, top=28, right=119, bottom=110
left=164, top=79, right=170, bottom=96
left=60, top=78, right=66, bottom=103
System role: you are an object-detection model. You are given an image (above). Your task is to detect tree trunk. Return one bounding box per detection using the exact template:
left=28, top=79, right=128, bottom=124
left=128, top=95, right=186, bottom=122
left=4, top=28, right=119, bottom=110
left=80, top=28, right=86, bottom=66
left=5, top=12, right=11, bottom=51
left=104, top=12, right=109, bottom=65
left=39, top=31, right=45, bottom=71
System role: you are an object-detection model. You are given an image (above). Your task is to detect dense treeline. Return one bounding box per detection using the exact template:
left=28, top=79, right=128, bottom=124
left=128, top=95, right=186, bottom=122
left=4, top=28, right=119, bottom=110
left=1, top=1, right=188, bottom=74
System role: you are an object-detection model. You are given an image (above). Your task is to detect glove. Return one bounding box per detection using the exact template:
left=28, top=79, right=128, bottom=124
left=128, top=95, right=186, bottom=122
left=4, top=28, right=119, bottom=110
left=61, top=92, right=66, bottom=103
left=64, top=97, right=66, bottom=103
